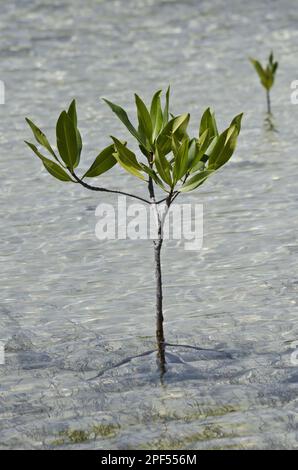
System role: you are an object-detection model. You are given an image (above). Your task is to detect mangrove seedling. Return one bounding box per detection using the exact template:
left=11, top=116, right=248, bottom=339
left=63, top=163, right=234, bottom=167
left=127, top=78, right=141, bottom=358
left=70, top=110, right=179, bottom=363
left=25, top=88, right=242, bottom=374
left=250, top=52, right=278, bottom=114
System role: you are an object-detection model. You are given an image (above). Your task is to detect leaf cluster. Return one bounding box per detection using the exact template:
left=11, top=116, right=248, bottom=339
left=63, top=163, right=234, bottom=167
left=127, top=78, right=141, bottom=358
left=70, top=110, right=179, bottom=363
left=25, top=88, right=242, bottom=194
left=250, top=52, right=278, bottom=91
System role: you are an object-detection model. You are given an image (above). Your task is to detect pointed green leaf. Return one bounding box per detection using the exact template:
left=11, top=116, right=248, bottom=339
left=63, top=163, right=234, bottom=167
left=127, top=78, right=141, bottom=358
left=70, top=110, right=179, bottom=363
left=156, top=113, right=189, bottom=155
left=213, top=116, right=242, bottom=169
left=150, top=90, right=163, bottom=141
left=42, top=159, right=74, bottom=182
left=83, top=144, right=117, bottom=178
left=198, top=128, right=211, bottom=155
left=173, top=137, right=189, bottom=183
left=213, top=127, right=237, bottom=169
left=103, top=98, right=143, bottom=144
left=67, top=99, right=82, bottom=167
left=56, top=111, right=78, bottom=170
left=135, top=94, right=153, bottom=144
left=156, top=117, right=176, bottom=155
left=230, top=112, right=243, bottom=132
left=199, top=108, right=218, bottom=139
left=172, top=113, right=190, bottom=138
left=154, top=147, right=172, bottom=187
left=187, top=138, right=199, bottom=167
left=25, top=118, right=58, bottom=161
left=208, top=113, right=242, bottom=170
left=171, top=134, right=180, bottom=158
left=250, top=58, right=266, bottom=80
left=207, top=129, right=229, bottom=168
left=163, top=86, right=170, bottom=126
left=250, top=58, right=270, bottom=89
left=179, top=170, right=214, bottom=192
left=188, top=129, right=210, bottom=172
left=111, top=136, right=145, bottom=180
left=25, top=141, right=74, bottom=182
left=67, top=99, right=78, bottom=127
left=269, top=51, right=274, bottom=64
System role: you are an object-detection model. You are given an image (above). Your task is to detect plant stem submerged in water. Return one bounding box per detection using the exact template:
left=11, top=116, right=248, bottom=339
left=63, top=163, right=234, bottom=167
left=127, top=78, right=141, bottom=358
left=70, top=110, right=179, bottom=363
left=266, top=89, right=271, bottom=115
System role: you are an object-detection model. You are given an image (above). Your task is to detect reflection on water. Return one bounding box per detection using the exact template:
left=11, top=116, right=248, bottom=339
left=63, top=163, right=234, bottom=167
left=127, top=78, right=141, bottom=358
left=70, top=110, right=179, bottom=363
left=0, top=0, right=298, bottom=450
left=264, top=114, right=278, bottom=133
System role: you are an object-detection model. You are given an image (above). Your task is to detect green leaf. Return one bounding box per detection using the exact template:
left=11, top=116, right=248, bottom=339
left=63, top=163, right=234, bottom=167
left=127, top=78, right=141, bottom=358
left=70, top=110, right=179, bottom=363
left=199, top=108, right=218, bottom=140
left=171, top=133, right=180, bottom=158
left=187, top=138, right=199, bottom=167
left=25, top=118, right=58, bottom=161
left=213, top=117, right=242, bottom=169
left=207, top=129, right=229, bottom=168
left=25, top=141, right=74, bottom=182
left=213, top=128, right=237, bottom=169
left=135, top=94, right=153, bottom=145
left=154, top=147, right=172, bottom=187
left=173, top=137, right=189, bottom=183
left=67, top=99, right=82, bottom=167
left=150, top=90, right=163, bottom=141
left=179, top=170, right=214, bottom=192
left=172, top=113, right=190, bottom=140
left=83, top=144, right=117, bottom=178
left=269, top=51, right=274, bottom=65
left=250, top=58, right=266, bottom=80
left=56, top=111, right=78, bottom=170
left=249, top=58, right=271, bottom=90
left=155, top=113, right=189, bottom=156
left=155, top=116, right=178, bottom=155
left=163, top=86, right=170, bottom=126
left=230, top=112, right=243, bottom=132
left=111, top=136, right=145, bottom=180
left=208, top=113, right=243, bottom=170
left=67, top=99, right=78, bottom=127
left=198, top=128, right=211, bottom=155
left=103, top=98, right=142, bottom=145
left=188, top=129, right=210, bottom=172
left=42, top=159, right=74, bottom=182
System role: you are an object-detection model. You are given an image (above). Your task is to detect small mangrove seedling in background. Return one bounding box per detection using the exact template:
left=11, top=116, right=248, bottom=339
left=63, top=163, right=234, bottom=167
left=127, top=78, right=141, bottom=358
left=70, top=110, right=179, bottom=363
left=250, top=52, right=278, bottom=114
left=25, top=88, right=242, bottom=374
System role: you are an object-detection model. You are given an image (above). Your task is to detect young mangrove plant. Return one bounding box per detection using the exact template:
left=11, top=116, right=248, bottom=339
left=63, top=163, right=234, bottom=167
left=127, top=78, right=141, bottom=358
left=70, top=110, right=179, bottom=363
left=25, top=88, right=242, bottom=374
left=250, top=51, right=278, bottom=115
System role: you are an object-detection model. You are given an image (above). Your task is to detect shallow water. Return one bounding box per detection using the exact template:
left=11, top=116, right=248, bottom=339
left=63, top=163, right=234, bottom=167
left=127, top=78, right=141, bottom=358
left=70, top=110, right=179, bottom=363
left=1, top=0, right=298, bottom=450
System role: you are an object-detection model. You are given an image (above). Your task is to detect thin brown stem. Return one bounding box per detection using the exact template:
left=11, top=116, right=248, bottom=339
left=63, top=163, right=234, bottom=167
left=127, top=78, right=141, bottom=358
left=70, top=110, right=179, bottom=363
left=154, top=236, right=165, bottom=375
left=150, top=175, right=174, bottom=375
left=71, top=171, right=151, bottom=205
left=266, top=89, right=271, bottom=115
